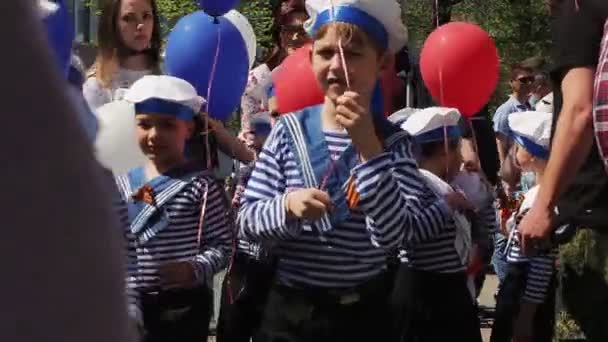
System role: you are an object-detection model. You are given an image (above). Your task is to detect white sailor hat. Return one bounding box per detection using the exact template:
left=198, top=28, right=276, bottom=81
left=534, top=92, right=553, bottom=113
left=508, top=111, right=553, bottom=159
left=124, top=75, right=206, bottom=120
left=388, top=107, right=420, bottom=126
left=38, top=0, right=59, bottom=18
left=401, top=107, right=462, bottom=143
left=304, top=0, right=408, bottom=53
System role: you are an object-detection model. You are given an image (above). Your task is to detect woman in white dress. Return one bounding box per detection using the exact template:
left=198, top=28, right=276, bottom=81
left=83, top=0, right=162, bottom=110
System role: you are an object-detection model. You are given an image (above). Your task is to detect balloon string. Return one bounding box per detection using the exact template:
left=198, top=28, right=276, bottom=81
left=435, top=0, right=440, bottom=27
left=443, top=124, right=449, bottom=178
left=468, top=118, right=481, bottom=170
left=206, top=22, right=222, bottom=171
left=196, top=183, right=209, bottom=250
left=338, top=40, right=351, bottom=90
left=329, top=0, right=351, bottom=90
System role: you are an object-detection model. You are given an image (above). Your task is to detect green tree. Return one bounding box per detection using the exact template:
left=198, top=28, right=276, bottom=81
left=405, top=0, right=553, bottom=113
left=153, top=0, right=274, bottom=49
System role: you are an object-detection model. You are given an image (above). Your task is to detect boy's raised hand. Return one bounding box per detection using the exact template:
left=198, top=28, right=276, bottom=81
left=285, top=188, right=332, bottom=220
left=335, top=91, right=383, bottom=160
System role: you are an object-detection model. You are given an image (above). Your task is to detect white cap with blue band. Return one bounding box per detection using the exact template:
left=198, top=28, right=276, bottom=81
left=508, top=111, right=553, bottom=160
left=304, top=0, right=408, bottom=53
left=401, top=107, right=462, bottom=144
left=125, top=75, right=206, bottom=121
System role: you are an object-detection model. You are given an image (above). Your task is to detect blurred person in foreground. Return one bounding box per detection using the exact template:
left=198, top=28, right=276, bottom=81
left=519, top=0, right=608, bottom=340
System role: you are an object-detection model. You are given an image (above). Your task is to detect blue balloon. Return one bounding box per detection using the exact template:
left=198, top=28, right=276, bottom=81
left=42, top=0, right=75, bottom=76
left=196, top=0, right=240, bottom=17
left=165, top=10, right=249, bottom=121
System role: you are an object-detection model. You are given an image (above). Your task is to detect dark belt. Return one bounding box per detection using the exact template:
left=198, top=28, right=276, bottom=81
left=274, top=272, right=390, bottom=306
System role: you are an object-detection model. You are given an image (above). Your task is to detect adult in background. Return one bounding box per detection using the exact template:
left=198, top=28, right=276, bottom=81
left=239, top=0, right=309, bottom=146
left=83, top=0, right=162, bottom=110
left=519, top=0, right=608, bottom=340
left=493, top=63, right=534, bottom=178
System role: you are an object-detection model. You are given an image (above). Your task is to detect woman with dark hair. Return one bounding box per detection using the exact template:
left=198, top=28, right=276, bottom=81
left=239, top=0, right=309, bottom=145
left=83, top=0, right=162, bottom=110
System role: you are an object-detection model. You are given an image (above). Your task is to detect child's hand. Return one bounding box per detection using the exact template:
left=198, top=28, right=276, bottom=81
left=444, top=191, right=475, bottom=211
left=335, top=91, right=383, bottom=160
left=285, top=188, right=331, bottom=220
left=159, top=261, right=196, bottom=289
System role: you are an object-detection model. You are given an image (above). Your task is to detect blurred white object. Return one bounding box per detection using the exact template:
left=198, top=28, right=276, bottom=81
left=452, top=171, right=492, bottom=211
left=534, top=92, right=553, bottom=113
left=94, top=100, right=147, bottom=174
left=224, top=10, right=257, bottom=69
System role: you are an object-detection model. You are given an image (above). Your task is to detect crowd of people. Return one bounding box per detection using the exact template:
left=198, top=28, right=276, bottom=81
left=3, top=0, right=608, bottom=342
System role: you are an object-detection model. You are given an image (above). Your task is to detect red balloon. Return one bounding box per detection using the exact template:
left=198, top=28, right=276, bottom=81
left=420, top=22, right=499, bottom=117
left=273, top=44, right=324, bottom=114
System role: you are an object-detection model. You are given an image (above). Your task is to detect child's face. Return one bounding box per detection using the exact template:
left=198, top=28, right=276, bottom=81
left=311, top=25, right=386, bottom=103
left=445, top=140, right=463, bottom=182
left=135, top=113, right=193, bottom=166
left=514, top=144, right=535, bottom=171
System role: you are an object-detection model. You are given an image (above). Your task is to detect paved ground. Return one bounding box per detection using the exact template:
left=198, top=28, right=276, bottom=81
left=479, top=275, right=499, bottom=342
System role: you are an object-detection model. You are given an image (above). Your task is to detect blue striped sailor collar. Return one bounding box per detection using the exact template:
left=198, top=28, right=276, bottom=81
left=125, top=75, right=206, bottom=120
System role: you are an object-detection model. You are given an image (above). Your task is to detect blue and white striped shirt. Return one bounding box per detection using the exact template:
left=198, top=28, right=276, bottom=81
left=504, top=186, right=557, bottom=303
left=116, top=172, right=232, bottom=294
left=238, top=121, right=450, bottom=288
left=398, top=171, right=468, bottom=274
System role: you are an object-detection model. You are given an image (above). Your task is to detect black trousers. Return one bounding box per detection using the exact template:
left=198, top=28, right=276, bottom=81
left=390, top=266, right=482, bottom=342
left=141, top=285, right=212, bottom=342
left=216, top=252, right=277, bottom=342
left=490, top=263, right=556, bottom=342
left=255, top=272, right=393, bottom=342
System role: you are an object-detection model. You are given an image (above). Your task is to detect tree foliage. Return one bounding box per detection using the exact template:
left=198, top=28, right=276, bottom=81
left=405, top=0, right=553, bottom=113
left=154, top=0, right=274, bottom=49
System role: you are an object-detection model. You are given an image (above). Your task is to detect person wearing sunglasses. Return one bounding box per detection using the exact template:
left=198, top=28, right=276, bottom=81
left=491, top=63, right=534, bottom=295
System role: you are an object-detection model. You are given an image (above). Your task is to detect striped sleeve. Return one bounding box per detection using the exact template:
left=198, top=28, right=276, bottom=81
left=108, top=171, right=141, bottom=323
left=473, top=198, right=497, bottom=246
left=191, top=177, right=232, bottom=284
left=238, top=121, right=303, bottom=241
left=352, top=139, right=453, bottom=249
left=523, top=249, right=557, bottom=303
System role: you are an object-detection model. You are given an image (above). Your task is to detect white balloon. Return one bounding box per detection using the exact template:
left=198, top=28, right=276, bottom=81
left=224, top=10, right=257, bottom=69
left=94, top=100, right=147, bottom=175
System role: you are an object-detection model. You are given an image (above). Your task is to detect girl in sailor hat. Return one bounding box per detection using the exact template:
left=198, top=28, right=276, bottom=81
left=236, top=0, right=453, bottom=340
left=491, top=111, right=557, bottom=342
left=115, top=75, right=231, bottom=342
left=394, top=107, right=484, bottom=342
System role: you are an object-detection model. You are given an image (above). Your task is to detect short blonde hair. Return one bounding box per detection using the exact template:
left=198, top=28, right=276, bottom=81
left=314, top=22, right=385, bottom=55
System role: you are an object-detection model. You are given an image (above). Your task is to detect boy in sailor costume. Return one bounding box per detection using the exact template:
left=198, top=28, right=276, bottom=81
left=237, top=0, right=457, bottom=340
left=115, top=75, right=231, bottom=342
left=491, top=112, right=557, bottom=342
left=394, top=107, right=483, bottom=342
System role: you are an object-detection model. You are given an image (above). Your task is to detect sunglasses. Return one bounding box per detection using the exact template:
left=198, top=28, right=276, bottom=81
left=515, top=76, right=535, bottom=85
